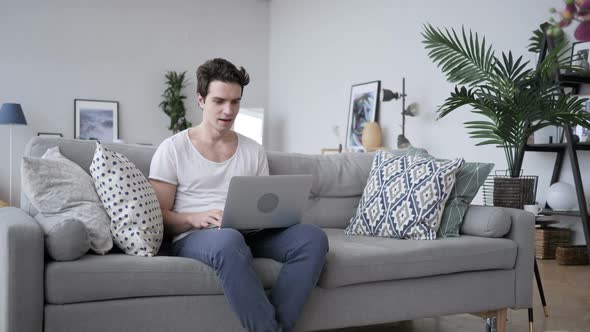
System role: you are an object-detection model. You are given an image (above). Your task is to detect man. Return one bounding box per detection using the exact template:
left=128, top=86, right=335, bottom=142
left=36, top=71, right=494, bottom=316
left=149, top=58, right=328, bottom=332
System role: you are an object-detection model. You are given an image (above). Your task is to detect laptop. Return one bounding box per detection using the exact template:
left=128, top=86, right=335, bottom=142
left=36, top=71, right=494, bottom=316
left=220, top=175, right=313, bottom=230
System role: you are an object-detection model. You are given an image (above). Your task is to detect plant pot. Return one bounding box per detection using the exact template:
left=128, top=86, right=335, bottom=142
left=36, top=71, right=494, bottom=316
left=492, top=176, right=538, bottom=209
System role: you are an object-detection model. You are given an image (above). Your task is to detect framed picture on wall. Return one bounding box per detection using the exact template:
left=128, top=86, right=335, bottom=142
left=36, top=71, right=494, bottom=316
left=74, top=99, right=119, bottom=142
left=345, top=80, right=381, bottom=151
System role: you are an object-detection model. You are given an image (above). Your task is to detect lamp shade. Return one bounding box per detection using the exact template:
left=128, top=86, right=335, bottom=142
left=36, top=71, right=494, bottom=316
left=362, top=121, right=382, bottom=151
left=403, top=102, right=419, bottom=117
left=0, top=103, right=27, bottom=125
left=382, top=89, right=400, bottom=102
left=397, top=134, right=411, bottom=149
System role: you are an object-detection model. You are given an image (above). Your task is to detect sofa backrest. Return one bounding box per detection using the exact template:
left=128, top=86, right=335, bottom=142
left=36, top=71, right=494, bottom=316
left=22, top=137, right=374, bottom=229
left=267, top=152, right=373, bottom=228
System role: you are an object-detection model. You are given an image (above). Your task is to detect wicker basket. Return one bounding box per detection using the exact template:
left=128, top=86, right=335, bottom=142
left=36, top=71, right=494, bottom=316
left=483, top=173, right=538, bottom=210
left=535, top=227, right=570, bottom=259
left=556, top=245, right=589, bottom=265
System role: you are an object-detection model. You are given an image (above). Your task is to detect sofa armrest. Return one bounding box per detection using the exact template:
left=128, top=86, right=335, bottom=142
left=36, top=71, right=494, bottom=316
left=504, top=207, right=535, bottom=309
left=462, top=205, right=534, bottom=309
left=0, top=207, right=44, bottom=332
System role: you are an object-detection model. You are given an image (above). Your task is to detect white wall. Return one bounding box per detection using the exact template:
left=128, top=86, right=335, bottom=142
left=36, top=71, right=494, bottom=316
left=0, top=0, right=270, bottom=205
left=268, top=0, right=590, bottom=244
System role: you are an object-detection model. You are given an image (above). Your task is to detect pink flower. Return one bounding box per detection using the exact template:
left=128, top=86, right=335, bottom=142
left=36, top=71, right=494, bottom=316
left=551, top=0, right=590, bottom=41
left=575, top=21, right=590, bottom=40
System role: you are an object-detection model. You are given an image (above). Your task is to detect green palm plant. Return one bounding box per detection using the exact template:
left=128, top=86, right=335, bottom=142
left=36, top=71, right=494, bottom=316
left=160, top=71, right=192, bottom=134
left=422, top=24, right=590, bottom=177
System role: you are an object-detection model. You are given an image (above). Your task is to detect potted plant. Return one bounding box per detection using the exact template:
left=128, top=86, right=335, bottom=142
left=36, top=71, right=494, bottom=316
left=160, top=71, right=192, bottom=134
left=422, top=24, right=590, bottom=208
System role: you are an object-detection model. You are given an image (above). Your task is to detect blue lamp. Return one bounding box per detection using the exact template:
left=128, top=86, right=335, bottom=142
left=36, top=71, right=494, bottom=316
left=0, top=103, right=28, bottom=205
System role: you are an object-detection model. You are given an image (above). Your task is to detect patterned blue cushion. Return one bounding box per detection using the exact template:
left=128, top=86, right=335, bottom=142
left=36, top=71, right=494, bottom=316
left=345, top=150, right=464, bottom=240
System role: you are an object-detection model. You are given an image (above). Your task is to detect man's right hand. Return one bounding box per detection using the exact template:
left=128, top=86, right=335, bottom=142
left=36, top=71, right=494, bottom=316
left=187, top=209, right=224, bottom=229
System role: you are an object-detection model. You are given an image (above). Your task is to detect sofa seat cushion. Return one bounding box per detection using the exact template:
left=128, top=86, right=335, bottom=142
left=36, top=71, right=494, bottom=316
left=45, top=254, right=282, bottom=304
left=319, top=228, right=517, bottom=288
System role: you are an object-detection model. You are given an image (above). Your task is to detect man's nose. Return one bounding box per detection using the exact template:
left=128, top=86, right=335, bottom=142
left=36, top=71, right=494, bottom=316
left=223, top=103, right=236, bottom=114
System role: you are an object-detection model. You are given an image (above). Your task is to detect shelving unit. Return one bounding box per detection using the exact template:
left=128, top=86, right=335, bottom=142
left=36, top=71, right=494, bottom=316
left=540, top=208, right=589, bottom=217
left=523, top=34, right=590, bottom=260
left=525, top=121, right=590, bottom=261
left=525, top=143, right=590, bottom=152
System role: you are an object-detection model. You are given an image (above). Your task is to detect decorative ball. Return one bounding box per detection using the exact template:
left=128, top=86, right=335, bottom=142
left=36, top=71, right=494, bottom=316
left=546, top=182, right=578, bottom=211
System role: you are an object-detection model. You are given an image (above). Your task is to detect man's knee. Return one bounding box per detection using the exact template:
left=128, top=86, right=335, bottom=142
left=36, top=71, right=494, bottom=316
left=293, top=224, right=329, bottom=254
left=212, top=229, right=251, bottom=261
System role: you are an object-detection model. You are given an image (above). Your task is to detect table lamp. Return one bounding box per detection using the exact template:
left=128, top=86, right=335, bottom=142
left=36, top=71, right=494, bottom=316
left=382, top=77, right=419, bottom=149
left=0, top=103, right=28, bottom=205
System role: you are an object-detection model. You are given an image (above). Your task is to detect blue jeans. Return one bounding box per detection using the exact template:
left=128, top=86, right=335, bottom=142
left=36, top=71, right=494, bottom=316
left=173, top=224, right=329, bottom=332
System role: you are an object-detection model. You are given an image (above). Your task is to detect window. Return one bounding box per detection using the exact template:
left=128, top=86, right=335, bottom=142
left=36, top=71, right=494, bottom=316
left=234, top=108, right=264, bottom=145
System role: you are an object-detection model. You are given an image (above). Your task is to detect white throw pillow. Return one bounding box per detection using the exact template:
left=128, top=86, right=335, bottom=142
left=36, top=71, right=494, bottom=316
left=90, top=142, right=164, bottom=257
left=345, top=151, right=464, bottom=240
left=21, top=146, right=112, bottom=254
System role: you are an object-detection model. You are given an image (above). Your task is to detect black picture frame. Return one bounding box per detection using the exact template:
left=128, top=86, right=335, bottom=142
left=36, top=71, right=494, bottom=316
left=571, top=41, right=590, bottom=76
left=345, top=80, right=381, bottom=151
left=37, top=132, right=63, bottom=138
left=74, top=99, right=119, bottom=142
left=574, top=94, right=590, bottom=143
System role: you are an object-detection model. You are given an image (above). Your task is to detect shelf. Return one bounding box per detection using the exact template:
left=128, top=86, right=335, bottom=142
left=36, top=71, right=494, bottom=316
left=541, top=208, right=590, bottom=217
left=525, top=143, right=590, bottom=152
left=558, top=73, right=590, bottom=86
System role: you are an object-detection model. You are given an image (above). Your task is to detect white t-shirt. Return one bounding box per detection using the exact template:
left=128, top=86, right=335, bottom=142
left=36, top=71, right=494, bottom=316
left=149, top=129, right=269, bottom=241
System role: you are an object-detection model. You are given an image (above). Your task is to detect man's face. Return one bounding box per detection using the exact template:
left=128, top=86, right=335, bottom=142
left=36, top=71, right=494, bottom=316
left=198, top=81, right=242, bottom=131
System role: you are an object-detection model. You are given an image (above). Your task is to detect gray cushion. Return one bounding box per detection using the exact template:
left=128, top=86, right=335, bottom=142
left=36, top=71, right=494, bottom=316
left=45, top=254, right=282, bottom=304
left=21, top=146, right=113, bottom=254
left=34, top=214, right=90, bottom=261
left=460, top=205, right=512, bottom=238
left=439, top=162, right=494, bottom=237
left=21, top=137, right=158, bottom=232
left=318, top=228, right=517, bottom=288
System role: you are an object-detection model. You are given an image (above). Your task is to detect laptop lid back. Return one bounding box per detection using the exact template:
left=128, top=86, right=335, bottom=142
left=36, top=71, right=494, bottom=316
left=221, top=175, right=313, bottom=230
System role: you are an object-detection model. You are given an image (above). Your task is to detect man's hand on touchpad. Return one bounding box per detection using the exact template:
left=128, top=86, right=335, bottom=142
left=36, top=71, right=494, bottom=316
left=188, top=209, right=223, bottom=229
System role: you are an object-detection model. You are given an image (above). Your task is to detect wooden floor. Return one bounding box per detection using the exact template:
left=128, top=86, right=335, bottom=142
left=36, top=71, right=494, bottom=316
left=320, top=260, right=590, bottom=332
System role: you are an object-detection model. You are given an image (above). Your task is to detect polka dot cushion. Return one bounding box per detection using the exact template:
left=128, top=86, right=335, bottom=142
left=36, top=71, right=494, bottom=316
left=90, top=142, right=163, bottom=256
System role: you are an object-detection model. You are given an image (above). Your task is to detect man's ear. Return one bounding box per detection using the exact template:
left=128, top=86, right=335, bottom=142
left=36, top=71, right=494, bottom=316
left=197, top=93, right=205, bottom=109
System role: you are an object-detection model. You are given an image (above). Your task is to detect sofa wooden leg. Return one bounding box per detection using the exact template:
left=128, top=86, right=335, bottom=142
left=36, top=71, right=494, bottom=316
left=471, top=308, right=507, bottom=332
left=495, top=308, right=507, bottom=332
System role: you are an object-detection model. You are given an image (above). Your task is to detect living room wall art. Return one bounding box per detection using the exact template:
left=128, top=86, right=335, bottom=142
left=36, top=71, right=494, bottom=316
left=345, top=80, right=380, bottom=151
left=74, top=99, right=119, bottom=142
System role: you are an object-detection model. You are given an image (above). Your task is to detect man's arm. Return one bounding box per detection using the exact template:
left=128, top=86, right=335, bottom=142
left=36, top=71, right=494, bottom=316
left=150, top=179, right=223, bottom=236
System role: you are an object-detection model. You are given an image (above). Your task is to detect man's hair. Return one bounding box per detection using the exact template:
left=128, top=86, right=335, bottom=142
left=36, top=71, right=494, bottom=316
left=196, top=58, right=250, bottom=100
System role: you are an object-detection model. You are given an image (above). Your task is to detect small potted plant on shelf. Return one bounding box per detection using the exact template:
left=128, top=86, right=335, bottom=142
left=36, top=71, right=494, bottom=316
left=422, top=24, right=590, bottom=208
left=160, top=71, right=192, bottom=134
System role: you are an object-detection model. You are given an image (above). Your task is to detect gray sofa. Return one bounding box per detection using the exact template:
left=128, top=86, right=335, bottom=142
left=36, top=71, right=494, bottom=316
left=0, top=137, right=534, bottom=332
